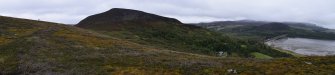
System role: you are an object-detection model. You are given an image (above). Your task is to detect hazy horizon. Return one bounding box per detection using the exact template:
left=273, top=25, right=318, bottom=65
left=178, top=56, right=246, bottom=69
left=1, top=0, right=335, bottom=29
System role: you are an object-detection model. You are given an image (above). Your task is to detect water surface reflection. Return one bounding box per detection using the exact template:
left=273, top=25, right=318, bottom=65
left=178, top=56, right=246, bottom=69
left=267, top=38, right=335, bottom=56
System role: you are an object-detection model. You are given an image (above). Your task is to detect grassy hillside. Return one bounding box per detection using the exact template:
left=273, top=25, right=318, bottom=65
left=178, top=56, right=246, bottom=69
left=1, top=15, right=335, bottom=75
left=76, top=8, right=291, bottom=58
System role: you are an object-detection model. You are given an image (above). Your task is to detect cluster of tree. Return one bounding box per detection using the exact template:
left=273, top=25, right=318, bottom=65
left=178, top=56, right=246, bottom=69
left=120, top=24, right=292, bottom=58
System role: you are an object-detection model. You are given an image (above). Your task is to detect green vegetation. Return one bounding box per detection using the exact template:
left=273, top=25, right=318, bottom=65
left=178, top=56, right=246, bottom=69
left=75, top=8, right=293, bottom=58
left=251, top=52, right=273, bottom=59
left=88, top=22, right=292, bottom=58
left=273, top=48, right=305, bottom=57
left=0, top=12, right=335, bottom=75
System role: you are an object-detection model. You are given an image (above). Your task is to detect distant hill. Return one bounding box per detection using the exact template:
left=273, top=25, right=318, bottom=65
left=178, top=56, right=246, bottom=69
left=76, top=8, right=291, bottom=58
left=256, top=22, right=290, bottom=31
left=196, top=20, right=335, bottom=40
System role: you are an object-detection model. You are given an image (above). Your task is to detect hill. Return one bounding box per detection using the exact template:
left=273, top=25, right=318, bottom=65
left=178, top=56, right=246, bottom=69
left=0, top=11, right=335, bottom=75
left=76, top=8, right=291, bottom=58
left=196, top=20, right=335, bottom=40
left=77, top=8, right=181, bottom=30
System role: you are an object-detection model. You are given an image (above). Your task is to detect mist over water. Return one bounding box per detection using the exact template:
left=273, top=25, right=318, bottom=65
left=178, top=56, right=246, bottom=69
left=267, top=38, right=335, bottom=56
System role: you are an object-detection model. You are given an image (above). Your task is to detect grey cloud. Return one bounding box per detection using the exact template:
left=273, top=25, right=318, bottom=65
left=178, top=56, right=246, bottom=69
left=0, top=0, right=335, bottom=28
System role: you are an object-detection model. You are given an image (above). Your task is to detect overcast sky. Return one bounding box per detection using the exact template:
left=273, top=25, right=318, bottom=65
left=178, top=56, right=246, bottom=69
left=1, top=0, right=335, bottom=29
